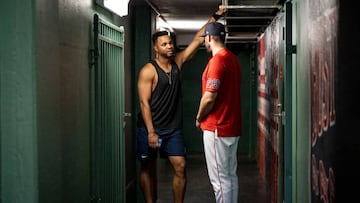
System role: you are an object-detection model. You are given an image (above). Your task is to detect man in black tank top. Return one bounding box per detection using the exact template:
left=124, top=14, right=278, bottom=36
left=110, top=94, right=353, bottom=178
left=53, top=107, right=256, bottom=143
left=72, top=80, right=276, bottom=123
left=136, top=5, right=226, bottom=203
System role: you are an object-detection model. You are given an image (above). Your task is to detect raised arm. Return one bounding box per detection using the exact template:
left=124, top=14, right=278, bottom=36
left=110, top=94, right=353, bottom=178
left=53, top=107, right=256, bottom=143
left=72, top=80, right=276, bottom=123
left=174, top=6, right=226, bottom=69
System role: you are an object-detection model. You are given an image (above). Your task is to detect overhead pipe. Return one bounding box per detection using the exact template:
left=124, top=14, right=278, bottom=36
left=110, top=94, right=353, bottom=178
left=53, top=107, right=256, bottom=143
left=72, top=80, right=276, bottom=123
left=226, top=40, right=258, bottom=44
left=227, top=24, right=268, bottom=28
left=220, top=0, right=282, bottom=10
left=225, top=16, right=274, bottom=19
left=144, top=0, right=161, bottom=16
left=220, top=4, right=283, bottom=10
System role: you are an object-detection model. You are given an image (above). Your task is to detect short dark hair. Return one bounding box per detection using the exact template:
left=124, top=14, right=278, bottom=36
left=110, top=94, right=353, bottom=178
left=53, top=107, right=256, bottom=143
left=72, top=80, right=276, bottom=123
left=152, top=31, right=170, bottom=44
left=212, top=35, right=226, bottom=43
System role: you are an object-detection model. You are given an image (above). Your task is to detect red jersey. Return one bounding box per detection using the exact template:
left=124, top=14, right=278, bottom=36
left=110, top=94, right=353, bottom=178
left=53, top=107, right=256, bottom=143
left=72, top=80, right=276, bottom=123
left=200, top=48, right=242, bottom=137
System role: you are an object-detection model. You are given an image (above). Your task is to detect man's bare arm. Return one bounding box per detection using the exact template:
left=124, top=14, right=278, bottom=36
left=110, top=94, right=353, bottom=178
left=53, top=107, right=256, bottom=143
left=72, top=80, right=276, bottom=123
left=196, top=91, right=218, bottom=122
left=137, top=64, right=159, bottom=148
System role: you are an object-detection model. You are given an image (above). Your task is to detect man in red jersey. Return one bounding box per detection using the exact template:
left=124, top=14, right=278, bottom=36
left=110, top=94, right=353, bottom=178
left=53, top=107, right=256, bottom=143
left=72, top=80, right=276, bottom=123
left=196, top=22, right=242, bottom=203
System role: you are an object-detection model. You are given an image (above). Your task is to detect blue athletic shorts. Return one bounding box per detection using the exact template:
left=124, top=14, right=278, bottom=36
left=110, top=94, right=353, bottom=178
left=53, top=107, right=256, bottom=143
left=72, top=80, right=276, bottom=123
left=136, top=127, right=186, bottom=162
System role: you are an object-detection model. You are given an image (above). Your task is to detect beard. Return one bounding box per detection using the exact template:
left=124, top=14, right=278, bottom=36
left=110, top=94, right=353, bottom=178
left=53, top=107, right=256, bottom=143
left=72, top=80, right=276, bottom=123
left=160, top=49, right=175, bottom=59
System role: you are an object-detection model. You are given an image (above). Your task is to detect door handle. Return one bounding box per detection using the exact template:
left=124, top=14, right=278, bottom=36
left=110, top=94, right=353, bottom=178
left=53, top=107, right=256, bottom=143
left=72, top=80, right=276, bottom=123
left=123, top=112, right=132, bottom=128
left=123, top=112, right=132, bottom=117
left=271, top=111, right=285, bottom=125
left=272, top=113, right=282, bottom=117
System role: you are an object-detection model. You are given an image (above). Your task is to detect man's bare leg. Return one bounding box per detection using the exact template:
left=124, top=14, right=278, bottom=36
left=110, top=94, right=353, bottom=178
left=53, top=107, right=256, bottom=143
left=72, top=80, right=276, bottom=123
left=168, top=156, right=187, bottom=203
left=140, top=160, right=157, bottom=203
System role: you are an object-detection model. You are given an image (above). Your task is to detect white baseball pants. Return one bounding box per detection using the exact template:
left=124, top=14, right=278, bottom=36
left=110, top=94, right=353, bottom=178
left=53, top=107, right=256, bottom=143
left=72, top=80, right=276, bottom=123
left=203, top=130, right=240, bottom=203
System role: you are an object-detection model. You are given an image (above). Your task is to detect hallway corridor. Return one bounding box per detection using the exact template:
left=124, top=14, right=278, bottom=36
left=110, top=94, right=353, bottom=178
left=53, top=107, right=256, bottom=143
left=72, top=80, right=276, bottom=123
left=157, top=153, right=269, bottom=203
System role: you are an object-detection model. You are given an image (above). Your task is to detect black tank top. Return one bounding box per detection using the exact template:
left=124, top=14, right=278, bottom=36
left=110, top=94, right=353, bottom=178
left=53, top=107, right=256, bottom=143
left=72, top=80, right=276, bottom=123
left=137, top=60, right=182, bottom=129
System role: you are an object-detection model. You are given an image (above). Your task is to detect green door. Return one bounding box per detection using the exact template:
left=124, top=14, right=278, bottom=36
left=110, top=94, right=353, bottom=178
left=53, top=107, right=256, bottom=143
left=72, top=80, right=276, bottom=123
left=90, top=14, right=126, bottom=203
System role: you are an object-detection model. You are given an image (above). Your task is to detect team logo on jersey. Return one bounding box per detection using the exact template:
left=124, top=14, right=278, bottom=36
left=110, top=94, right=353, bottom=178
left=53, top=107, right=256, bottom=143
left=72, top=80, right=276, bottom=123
left=206, top=78, right=220, bottom=89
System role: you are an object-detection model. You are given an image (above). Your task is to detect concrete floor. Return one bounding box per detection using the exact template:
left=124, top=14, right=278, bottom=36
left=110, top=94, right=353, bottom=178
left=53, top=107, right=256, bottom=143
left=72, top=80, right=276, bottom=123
left=156, top=153, right=269, bottom=203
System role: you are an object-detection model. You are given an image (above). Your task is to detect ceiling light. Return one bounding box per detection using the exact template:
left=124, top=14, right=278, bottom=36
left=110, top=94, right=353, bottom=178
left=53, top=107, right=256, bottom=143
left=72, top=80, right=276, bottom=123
left=156, top=16, right=174, bottom=32
left=103, top=0, right=129, bottom=17
left=165, top=20, right=207, bottom=31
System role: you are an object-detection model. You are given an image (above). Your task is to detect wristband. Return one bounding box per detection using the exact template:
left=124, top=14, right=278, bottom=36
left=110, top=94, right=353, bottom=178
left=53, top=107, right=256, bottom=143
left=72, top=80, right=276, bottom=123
left=212, top=13, right=222, bottom=21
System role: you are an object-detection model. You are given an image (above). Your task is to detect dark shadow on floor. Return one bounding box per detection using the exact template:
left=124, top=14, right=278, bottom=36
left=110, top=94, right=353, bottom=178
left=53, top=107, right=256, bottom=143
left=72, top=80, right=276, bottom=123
left=156, top=152, right=269, bottom=203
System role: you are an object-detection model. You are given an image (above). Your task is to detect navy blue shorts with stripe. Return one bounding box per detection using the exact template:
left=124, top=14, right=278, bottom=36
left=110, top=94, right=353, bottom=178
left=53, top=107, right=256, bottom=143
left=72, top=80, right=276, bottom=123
left=136, top=127, right=186, bottom=162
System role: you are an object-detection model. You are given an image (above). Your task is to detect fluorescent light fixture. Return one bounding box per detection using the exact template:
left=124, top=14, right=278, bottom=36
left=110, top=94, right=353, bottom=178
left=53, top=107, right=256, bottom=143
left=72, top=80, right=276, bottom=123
left=164, top=19, right=226, bottom=31
left=166, top=20, right=207, bottom=31
left=156, top=16, right=174, bottom=32
left=104, top=0, right=129, bottom=17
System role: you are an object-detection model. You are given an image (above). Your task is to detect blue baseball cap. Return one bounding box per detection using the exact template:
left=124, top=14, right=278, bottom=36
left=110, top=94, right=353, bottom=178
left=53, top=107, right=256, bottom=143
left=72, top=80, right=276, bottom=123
left=201, top=22, right=226, bottom=37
